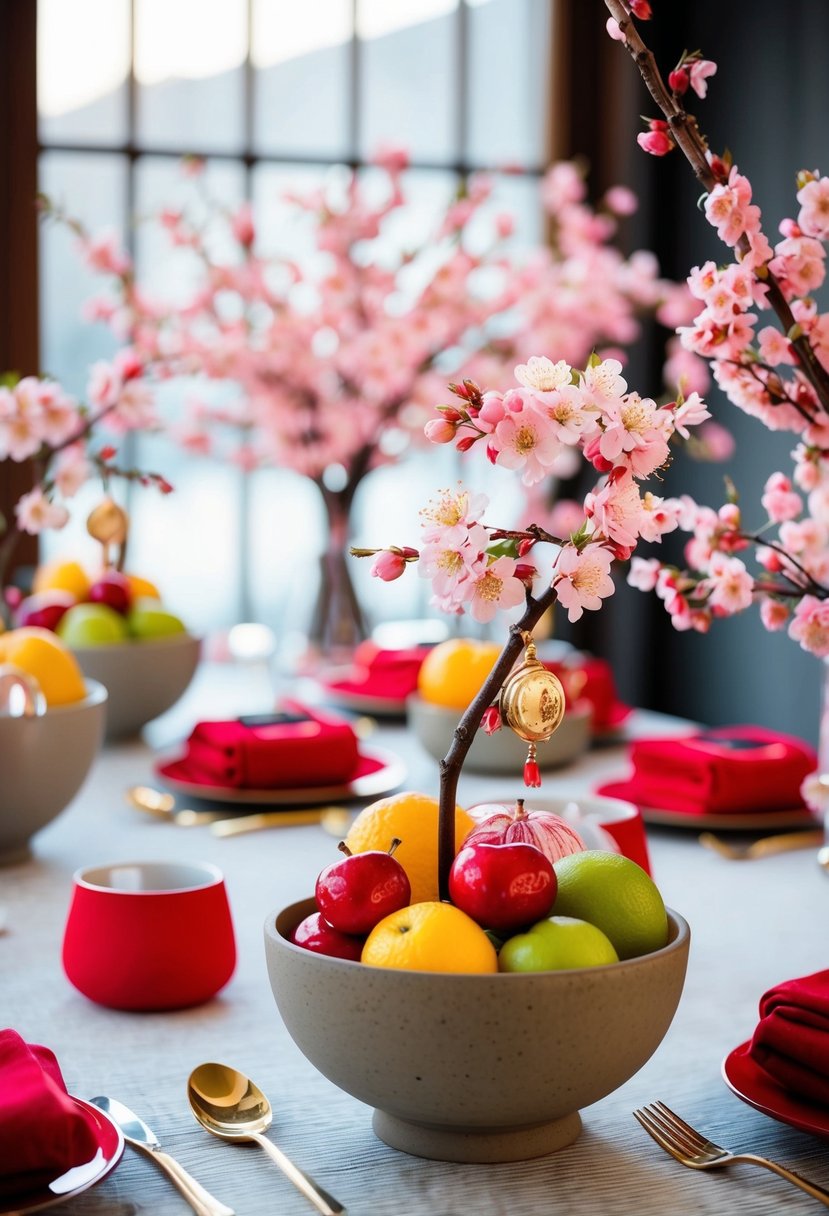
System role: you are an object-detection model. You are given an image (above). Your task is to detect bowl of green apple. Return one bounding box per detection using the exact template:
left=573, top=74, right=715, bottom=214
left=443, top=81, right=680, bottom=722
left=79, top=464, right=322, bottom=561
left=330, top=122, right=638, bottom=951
left=19, top=560, right=201, bottom=740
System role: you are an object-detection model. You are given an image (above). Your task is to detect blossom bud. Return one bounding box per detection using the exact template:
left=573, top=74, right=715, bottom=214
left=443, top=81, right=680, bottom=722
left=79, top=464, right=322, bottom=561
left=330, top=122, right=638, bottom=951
left=637, top=128, right=674, bottom=157
left=99, top=445, right=117, bottom=461
left=481, top=706, right=502, bottom=735
left=514, top=563, right=537, bottom=583
left=517, top=537, right=535, bottom=557
left=668, top=68, right=689, bottom=95
left=486, top=442, right=499, bottom=465
left=435, top=405, right=464, bottom=422
left=371, top=550, right=408, bottom=582
left=629, top=0, right=652, bottom=17
left=424, top=418, right=457, bottom=444
left=583, top=433, right=614, bottom=473
left=455, top=434, right=477, bottom=452
left=231, top=202, right=256, bottom=247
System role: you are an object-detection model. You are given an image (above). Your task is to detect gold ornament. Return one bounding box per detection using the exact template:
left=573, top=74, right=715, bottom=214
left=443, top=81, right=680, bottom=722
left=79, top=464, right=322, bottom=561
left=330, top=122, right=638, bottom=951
left=86, top=498, right=129, bottom=569
left=499, top=632, right=566, bottom=787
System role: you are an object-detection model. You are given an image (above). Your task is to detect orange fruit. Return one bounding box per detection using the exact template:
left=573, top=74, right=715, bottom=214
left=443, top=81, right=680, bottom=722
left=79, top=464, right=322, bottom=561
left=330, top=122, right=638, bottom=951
left=344, top=791, right=475, bottom=903
left=552, top=851, right=668, bottom=960
left=362, top=902, right=498, bottom=973
left=32, top=559, right=90, bottom=601
left=125, top=573, right=161, bottom=600
left=0, top=627, right=87, bottom=706
left=417, top=638, right=502, bottom=710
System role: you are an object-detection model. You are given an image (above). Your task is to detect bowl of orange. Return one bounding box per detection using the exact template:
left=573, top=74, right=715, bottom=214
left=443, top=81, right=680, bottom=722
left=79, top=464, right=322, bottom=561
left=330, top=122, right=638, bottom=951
left=0, top=628, right=107, bottom=863
left=409, top=638, right=591, bottom=773
left=264, top=792, right=690, bottom=1163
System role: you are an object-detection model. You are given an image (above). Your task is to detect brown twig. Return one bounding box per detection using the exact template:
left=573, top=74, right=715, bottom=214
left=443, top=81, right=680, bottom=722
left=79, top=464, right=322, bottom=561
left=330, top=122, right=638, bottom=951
left=603, top=0, right=829, bottom=414
left=437, top=583, right=558, bottom=898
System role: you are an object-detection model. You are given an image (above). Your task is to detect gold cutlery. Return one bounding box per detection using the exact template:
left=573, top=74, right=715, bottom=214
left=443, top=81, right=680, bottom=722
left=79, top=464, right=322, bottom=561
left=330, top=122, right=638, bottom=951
left=187, top=1062, right=345, bottom=1215
left=634, top=1100, right=829, bottom=1206
left=90, top=1096, right=235, bottom=1216
left=126, top=785, right=226, bottom=826
left=698, top=829, right=824, bottom=860
left=210, top=807, right=351, bottom=838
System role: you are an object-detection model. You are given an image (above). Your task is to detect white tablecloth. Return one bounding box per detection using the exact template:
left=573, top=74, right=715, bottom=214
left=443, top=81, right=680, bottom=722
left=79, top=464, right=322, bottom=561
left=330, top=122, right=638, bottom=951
left=2, top=663, right=829, bottom=1215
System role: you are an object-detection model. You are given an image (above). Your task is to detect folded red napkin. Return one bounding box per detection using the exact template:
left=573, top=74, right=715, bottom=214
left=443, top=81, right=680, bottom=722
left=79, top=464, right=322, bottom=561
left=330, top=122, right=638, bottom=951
left=0, top=1029, right=100, bottom=1191
left=182, top=701, right=360, bottom=789
left=749, top=969, right=829, bottom=1106
left=597, top=726, right=815, bottom=816
left=324, top=642, right=432, bottom=703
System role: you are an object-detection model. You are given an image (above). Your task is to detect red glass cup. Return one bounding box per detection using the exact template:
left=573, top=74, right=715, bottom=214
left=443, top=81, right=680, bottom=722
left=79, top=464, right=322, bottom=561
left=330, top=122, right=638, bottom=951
left=62, top=860, right=236, bottom=1011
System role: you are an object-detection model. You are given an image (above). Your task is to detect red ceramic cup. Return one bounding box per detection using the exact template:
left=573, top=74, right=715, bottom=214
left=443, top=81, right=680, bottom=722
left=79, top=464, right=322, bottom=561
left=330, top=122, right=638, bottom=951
left=62, top=860, right=236, bottom=1011
left=593, top=799, right=652, bottom=876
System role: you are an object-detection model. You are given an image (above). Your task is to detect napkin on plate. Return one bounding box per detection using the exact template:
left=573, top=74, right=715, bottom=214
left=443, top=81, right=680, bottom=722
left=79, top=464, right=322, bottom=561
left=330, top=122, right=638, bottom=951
left=181, top=700, right=360, bottom=789
left=596, top=726, right=816, bottom=816
left=322, top=642, right=432, bottom=704
left=748, top=969, right=829, bottom=1106
left=0, top=1029, right=99, bottom=1191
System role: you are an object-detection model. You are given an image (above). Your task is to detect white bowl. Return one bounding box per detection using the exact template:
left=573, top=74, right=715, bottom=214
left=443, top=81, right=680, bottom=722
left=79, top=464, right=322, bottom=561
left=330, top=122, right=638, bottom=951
left=70, top=634, right=201, bottom=740
left=408, top=694, right=591, bottom=774
left=0, top=679, right=107, bottom=863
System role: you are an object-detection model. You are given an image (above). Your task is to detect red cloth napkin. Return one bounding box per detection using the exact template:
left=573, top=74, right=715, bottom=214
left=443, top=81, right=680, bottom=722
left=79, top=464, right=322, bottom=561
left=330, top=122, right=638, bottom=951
left=749, top=970, right=829, bottom=1106
left=323, top=643, right=431, bottom=703
left=181, top=701, right=359, bottom=789
left=597, top=726, right=815, bottom=816
left=0, top=1029, right=100, bottom=1191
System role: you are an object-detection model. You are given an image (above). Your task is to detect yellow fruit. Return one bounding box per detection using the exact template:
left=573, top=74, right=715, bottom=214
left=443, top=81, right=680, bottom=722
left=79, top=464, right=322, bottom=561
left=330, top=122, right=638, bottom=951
left=417, top=638, right=502, bottom=710
left=362, top=902, right=498, bottom=973
left=344, top=791, right=474, bottom=904
left=0, top=627, right=87, bottom=706
left=125, top=573, right=161, bottom=600
left=552, top=851, right=669, bottom=960
left=32, top=559, right=90, bottom=601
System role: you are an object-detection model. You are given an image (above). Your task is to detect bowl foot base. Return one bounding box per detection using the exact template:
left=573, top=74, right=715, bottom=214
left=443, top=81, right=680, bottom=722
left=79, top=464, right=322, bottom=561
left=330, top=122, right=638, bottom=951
left=372, top=1108, right=582, bottom=1163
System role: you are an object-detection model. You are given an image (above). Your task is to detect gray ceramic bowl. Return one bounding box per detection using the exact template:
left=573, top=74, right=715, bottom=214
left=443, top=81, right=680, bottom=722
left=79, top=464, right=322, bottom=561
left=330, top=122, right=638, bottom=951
left=0, top=679, right=107, bottom=864
left=70, top=634, right=201, bottom=740
left=265, top=899, right=690, bottom=1163
left=408, top=693, right=591, bottom=774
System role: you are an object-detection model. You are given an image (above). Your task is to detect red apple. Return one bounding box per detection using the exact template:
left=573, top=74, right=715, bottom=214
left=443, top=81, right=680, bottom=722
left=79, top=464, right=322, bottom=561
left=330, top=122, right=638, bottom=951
left=315, top=840, right=411, bottom=935
left=16, top=590, right=76, bottom=631
left=290, top=912, right=364, bottom=961
left=449, top=841, right=557, bottom=934
left=87, top=571, right=132, bottom=615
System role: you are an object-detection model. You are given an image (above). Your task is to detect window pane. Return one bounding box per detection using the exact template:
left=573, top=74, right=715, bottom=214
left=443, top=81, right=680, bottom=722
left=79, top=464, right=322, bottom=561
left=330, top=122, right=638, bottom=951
left=253, top=0, right=352, bottom=159
left=466, top=0, right=551, bottom=168
left=135, top=0, right=247, bottom=152
left=357, top=0, right=459, bottom=164
left=38, top=0, right=130, bottom=146
left=38, top=152, right=128, bottom=393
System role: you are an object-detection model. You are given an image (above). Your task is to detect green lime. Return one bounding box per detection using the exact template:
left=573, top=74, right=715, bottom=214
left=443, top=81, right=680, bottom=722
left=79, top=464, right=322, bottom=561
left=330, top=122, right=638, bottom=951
left=552, top=850, right=668, bottom=960
left=498, top=916, right=619, bottom=972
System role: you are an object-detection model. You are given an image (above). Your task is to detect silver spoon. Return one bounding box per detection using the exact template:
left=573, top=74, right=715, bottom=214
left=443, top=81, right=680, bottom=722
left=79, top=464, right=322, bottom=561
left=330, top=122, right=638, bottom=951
left=187, top=1062, right=345, bottom=1215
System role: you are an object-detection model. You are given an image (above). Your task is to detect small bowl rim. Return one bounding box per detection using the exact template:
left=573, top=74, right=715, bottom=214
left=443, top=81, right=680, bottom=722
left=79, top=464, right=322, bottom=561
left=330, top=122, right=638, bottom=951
left=68, top=632, right=201, bottom=656
left=14, top=676, right=109, bottom=716
left=266, top=898, right=690, bottom=980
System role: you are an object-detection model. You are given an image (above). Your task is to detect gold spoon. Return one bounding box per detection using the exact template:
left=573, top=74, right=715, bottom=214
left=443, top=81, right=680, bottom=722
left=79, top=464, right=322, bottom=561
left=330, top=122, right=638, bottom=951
left=126, top=786, right=351, bottom=835
left=187, top=1062, right=345, bottom=1216
left=126, top=785, right=225, bottom=827
left=699, top=829, right=824, bottom=861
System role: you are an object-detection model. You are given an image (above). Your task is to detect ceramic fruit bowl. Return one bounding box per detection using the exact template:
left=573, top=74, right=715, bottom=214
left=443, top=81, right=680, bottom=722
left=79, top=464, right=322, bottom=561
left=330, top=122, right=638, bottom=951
left=70, top=634, right=201, bottom=740
left=0, top=679, right=107, bottom=863
left=264, top=898, right=690, bottom=1163
left=408, top=693, right=591, bottom=773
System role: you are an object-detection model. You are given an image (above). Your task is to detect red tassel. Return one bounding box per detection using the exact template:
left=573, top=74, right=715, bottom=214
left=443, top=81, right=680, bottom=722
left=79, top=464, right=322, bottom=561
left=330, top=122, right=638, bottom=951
left=523, top=758, right=541, bottom=788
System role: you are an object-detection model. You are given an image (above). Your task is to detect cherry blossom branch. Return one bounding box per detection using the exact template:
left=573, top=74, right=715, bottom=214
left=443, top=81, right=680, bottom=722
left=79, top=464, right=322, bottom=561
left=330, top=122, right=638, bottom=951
left=437, top=583, right=559, bottom=899
left=603, top=0, right=829, bottom=413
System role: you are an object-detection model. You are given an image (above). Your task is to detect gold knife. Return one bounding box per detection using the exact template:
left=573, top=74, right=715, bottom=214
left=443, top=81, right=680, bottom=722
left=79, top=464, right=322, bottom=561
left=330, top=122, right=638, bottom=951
left=211, top=807, right=351, bottom=838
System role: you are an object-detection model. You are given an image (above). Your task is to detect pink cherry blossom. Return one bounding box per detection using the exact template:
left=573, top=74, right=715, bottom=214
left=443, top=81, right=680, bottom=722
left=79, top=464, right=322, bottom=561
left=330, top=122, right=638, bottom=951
left=554, top=544, right=616, bottom=622
left=797, top=175, right=829, bottom=240
left=14, top=487, right=70, bottom=535
left=688, top=59, right=717, bottom=99
left=464, top=555, right=527, bottom=623
left=492, top=406, right=562, bottom=486
left=789, top=595, right=829, bottom=657
left=761, top=472, right=803, bottom=523
left=703, top=553, right=754, bottom=614
left=761, top=599, right=790, bottom=631
left=627, top=556, right=662, bottom=591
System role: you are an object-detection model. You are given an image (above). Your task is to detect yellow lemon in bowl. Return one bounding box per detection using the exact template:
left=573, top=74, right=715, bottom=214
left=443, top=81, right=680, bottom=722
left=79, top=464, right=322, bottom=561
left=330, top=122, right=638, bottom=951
left=344, top=791, right=474, bottom=904
left=0, top=627, right=87, bottom=706
left=32, top=559, right=90, bottom=601
left=417, top=638, right=502, bottom=710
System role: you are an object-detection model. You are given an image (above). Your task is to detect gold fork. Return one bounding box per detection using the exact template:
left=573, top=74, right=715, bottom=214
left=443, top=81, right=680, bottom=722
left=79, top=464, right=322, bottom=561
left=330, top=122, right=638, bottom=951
left=633, top=1101, right=829, bottom=1206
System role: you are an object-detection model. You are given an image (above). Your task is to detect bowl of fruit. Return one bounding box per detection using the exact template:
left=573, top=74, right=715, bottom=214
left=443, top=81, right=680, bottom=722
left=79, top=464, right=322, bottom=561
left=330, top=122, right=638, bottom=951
left=264, top=792, right=690, bottom=1163
left=409, top=639, right=591, bottom=773
left=18, top=560, right=200, bottom=740
left=0, top=627, right=107, bottom=863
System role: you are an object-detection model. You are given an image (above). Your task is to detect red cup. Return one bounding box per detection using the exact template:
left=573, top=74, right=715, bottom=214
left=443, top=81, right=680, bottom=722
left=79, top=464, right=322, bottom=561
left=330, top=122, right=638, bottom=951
left=594, top=800, right=652, bottom=875
left=62, top=860, right=236, bottom=1011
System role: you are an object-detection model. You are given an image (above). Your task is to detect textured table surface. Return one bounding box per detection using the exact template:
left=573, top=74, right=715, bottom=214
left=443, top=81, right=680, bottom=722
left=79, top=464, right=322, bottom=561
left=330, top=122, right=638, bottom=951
left=2, top=663, right=828, bottom=1216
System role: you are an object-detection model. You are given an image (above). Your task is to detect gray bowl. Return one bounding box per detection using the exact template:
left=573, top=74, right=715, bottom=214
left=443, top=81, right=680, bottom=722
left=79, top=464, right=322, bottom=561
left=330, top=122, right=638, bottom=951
left=265, top=899, right=690, bottom=1163
left=408, top=694, right=591, bottom=774
left=0, top=679, right=107, bottom=864
left=70, top=634, right=201, bottom=740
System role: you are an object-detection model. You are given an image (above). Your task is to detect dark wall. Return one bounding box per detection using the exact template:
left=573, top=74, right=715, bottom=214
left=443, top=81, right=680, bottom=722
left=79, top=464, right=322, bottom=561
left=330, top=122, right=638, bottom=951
left=562, top=0, right=829, bottom=743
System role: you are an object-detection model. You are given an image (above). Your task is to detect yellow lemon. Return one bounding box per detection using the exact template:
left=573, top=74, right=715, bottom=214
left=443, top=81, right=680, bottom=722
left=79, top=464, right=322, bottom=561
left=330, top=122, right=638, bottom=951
left=32, top=560, right=90, bottom=601
left=0, top=627, right=87, bottom=706
left=417, top=638, right=502, bottom=710
left=362, top=902, right=498, bottom=973
left=344, top=791, right=474, bottom=904
left=125, top=573, right=161, bottom=600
